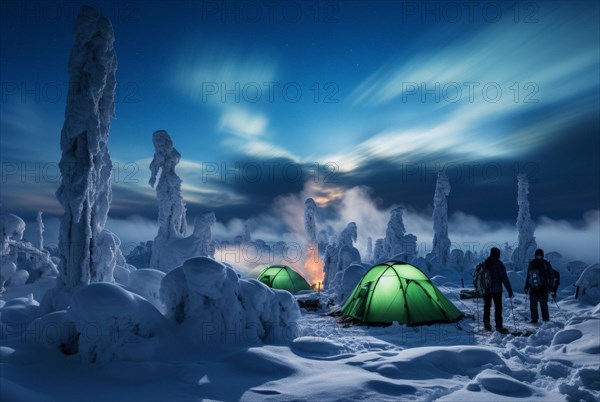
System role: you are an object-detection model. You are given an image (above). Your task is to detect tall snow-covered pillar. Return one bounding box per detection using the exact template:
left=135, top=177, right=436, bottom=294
left=242, top=219, right=252, bottom=243
left=35, top=211, right=44, bottom=250
left=365, top=237, right=373, bottom=263
left=432, top=171, right=451, bottom=266
left=373, top=238, right=385, bottom=262
left=304, top=198, right=318, bottom=244
left=511, top=174, right=537, bottom=271
left=384, top=207, right=407, bottom=258
left=55, top=5, right=117, bottom=290
left=149, top=130, right=187, bottom=269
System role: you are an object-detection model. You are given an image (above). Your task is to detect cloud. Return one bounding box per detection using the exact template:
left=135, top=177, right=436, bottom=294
left=337, top=2, right=600, bottom=172
left=218, top=108, right=268, bottom=137
left=174, top=44, right=277, bottom=106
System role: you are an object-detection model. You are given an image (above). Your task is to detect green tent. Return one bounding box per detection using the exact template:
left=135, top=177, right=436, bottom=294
left=342, top=261, right=463, bottom=325
left=257, top=265, right=312, bottom=294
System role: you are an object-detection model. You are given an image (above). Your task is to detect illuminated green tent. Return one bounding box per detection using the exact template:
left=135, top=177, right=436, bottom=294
left=342, top=261, right=463, bottom=325
left=257, top=265, right=312, bottom=294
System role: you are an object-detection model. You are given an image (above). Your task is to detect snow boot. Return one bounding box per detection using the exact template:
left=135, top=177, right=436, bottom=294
left=496, top=327, right=509, bottom=334
left=484, top=324, right=492, bottom=331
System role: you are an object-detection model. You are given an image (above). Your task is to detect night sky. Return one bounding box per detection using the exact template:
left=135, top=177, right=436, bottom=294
left=1, top=0, right=599, bottom=228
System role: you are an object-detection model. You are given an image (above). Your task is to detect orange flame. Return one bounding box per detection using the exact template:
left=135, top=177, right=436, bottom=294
left=303, top=243, right=324, bottom=287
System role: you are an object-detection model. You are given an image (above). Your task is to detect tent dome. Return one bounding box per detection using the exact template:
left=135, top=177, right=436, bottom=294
left=342, top=261, right=463, bottom=325
left=257, top=265, right=312, bottom=294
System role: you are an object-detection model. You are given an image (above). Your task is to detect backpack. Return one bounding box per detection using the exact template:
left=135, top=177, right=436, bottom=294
left=473, top=260, right=492, bottom=295
left=528, top=260, right=550, bottom=290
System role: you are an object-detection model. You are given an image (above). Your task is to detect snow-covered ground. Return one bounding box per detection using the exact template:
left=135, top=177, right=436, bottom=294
left=1, top=272, right=598, bottom=402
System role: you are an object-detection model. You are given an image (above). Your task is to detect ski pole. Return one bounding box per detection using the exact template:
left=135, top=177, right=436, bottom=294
left=475, top=292, right=480, bottom=332
left=552, top=295, right=567, bottom=322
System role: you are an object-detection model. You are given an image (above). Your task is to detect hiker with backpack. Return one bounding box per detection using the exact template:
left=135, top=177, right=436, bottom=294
left=524, top=248, right=555, bottom=323
left=474, top=247, right=514, bottom=333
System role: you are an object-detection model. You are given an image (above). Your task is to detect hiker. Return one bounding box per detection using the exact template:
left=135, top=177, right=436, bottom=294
left=482, top=247, right=514, bottom=332
left=524, top=248, right=553, bottom=323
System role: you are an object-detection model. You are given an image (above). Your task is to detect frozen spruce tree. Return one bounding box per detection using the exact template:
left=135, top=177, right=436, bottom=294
left=304, top=198, right=318, bottom=244
left=148, top=130, right=217, bottom=271
left=149, top=130, right=188, bottom=269
left=54, top=6, right=118, bottom=293
left=193, top=212, right=216, bottom=258
left=242, top=219, right=252, bottom=243
left=324, top=223, right=360, bottom=290
left=432, top=171, right=451, bottom=267
left=373, top=238, right=385, bottom=262
left=365, top=236, right=373, bottom=264
left=384, top=207, right=406, bottom=257
left=322, top=235, right=339, bottom=289
left=149, top=130, right=187, bottom=239
left=34, top=211, right=44, bottom=250
left=511, top=174, right=537, bottom=271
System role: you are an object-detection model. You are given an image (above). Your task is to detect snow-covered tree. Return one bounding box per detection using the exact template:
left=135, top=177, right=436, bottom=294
left=384, top=207, right=406, bottom=257
left=193, top=212, right=216, bottom=258
left=324, top=223, right=361, bottom=290
left=339, top=222, right=357, bottom=248
left=35, top=211, right=44, bottom=250
left=381, top=207, right=418, bottom=263
left=503, top=242, right=513, bottom=263
left=432, top=171, right=451, bottom=267
left=511, top=174, right=537, bottom=271
left=365, top=237, right=373, bottom=264
left=54, top=5, right=118, bottom=291
left=322, top=235, right=339, bottom=289
left=304, top=198, right=318, bottom=244
left=149, top=130, right=187, bottom=241
left=149, top=130, right=191, bottom=270
left=242, top=219, right=252, bottom=243
left=1, top=213, right=59, bottom=291
left=373, top=238, right=385, bottom=262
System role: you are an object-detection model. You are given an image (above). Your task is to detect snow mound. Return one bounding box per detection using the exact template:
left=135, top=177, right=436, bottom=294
left=354, top=346, right=507, bottom=380
left=126, top=268, right=165, bottom=311
left=440, top=369, right=549, bottom=401
left=332, top=263, right=368, bottom=303
left=576, top=264, right=600, bottom=305
left=160, top=257, right=300, bottom=344
left=67, top=283, right=166, bottom=363
left=291, top=336, right=347, bottom=357
left=1, top=213, right=26, bottom=247
left=0, top=294, right=40, bottom=337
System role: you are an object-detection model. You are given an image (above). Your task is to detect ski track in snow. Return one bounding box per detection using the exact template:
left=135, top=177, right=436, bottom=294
left=1, top=276, right=598, bottom=402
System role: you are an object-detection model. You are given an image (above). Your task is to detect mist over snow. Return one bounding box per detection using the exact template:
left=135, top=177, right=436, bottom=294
left=23, top=183, right=600, bottom=270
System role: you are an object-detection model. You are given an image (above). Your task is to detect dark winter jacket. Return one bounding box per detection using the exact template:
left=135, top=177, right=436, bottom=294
left=525, top=259, right=553, bottom=293
left=485, top=256, right=513, bottom=294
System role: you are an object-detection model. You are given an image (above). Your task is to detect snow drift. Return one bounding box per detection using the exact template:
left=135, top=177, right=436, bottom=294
left=160, top=257, right=300, bottom=344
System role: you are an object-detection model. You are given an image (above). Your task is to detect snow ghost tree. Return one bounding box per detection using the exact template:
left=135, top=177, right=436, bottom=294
left=382, top=208, right=417, bottom=262
left=302, top=198, right=323, bottom=286
left=511, top=174, right=537, bottom=271
left=322, top=235, right=339, bottom=289
left=149, top=130, right=188, bottom=270
left=54, top=6, right=118, bottom=292
left=365, top=237, right=373, bottom=264
left=324, top=223, right=360, bottom=289
left=147, top=130, right=216, bottom=271
left=242, top=219, right=252, bottom=243
left=373, top=238, right=385, bottom=262
left=304, top=198, right=318, bottom=244
left=432, top=171, right=451, bottom=267
left=149, top=130, right=187, bottom=240
left=193, top=212, right=216, bottom=258
left=35, top=211, right=44, bottom=250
